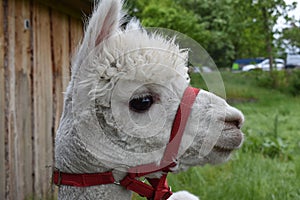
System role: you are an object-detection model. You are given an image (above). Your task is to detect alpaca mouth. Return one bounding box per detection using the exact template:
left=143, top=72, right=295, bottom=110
left=213, top=131, right=244, bottom=154
left=213, top=145, right=235, bottom=153
left=214, top=119, right=244, bottom=152
left=213, top=121, right=244, bottom=154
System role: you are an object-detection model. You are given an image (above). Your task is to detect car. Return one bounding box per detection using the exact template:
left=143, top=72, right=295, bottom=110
left=242, top=58, right=285, bottom=71
left=232, top=58, right=265, bottom=71
left=286, top=54, right=300, bottom=69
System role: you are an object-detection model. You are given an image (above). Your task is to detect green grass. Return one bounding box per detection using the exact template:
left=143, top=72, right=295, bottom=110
left=167, top=153, right=300, bottom=200
left=133, top=71, right=300, bottom=200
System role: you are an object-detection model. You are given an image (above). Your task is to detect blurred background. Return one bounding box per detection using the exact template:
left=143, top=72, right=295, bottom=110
left=126, top=0, right=300, bottom=70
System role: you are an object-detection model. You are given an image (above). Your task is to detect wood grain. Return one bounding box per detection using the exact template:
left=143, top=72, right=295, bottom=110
left=51, top=9, right=70, bottom=134
left=7, top=1, right=17, bottom=199
left=36, top=0, right=92, bottom=20
left=70, top=17, right=83, bottom=60
left=0, top=0, right=6, bottom=198
left=14, top=0, right=33, bottom=198
left=0, top=0, right=85, bottom=198
left=32, top=1, right=53, bottom=198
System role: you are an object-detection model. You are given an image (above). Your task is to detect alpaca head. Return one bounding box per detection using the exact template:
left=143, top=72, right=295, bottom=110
left=55, top=0, right=244, bottom=175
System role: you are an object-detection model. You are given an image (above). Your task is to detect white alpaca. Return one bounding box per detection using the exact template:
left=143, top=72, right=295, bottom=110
left=54, top=0, right=244, bottom=199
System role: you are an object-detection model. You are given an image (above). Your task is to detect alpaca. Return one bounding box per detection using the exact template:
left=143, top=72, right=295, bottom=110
left=53, top=0, right=244, bottom=199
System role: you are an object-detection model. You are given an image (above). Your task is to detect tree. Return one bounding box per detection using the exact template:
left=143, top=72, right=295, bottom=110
left=126, top=0, right=212, bottom=47
left=163, top=0, right=239, bottom=67
left=281, top=23, right=300, bottom=53
left=125, top=0, right=297, bottom=70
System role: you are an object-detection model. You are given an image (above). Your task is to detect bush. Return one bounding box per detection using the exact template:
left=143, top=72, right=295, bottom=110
left=242, top=128, right=294, bottom=160
left=242, top=114, right=295, bottom=160
left=247, top=70, right=300, bottom=96
left=287, top=70, right=300, bottom=96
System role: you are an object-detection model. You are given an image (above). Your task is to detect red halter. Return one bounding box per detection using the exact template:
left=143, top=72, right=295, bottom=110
left=53, top=86, right=200, bottom=200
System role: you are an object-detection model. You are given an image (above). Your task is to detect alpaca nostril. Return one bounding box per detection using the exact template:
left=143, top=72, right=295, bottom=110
left=233, top=119, right=241, bottom=128
left=225, top=107, right=244, bottom=129
left=225, top=116, right=243, bottom=129
left=225, top=120, right=240, bottom=129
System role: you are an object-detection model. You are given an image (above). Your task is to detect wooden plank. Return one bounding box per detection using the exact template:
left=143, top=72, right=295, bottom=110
left=36, top=0, right=92, bottom=20
left=69, top=17, right=83, bottom=61
left=0, top=0, right=84, bottom=198
left=13, top=0, right=33, bottom=199
left=51, top=9, right=70, bottom=134
left=32, top=2, right=53, bottom=198
left=0, top=0, right=6, bottom=198
left=6, top=0, right=17, bottom=199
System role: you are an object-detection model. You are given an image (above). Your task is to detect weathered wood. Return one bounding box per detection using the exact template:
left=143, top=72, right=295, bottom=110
left=32, top=1, right=53, bottom=198
left=14, top=0, right=33, bottom=199
left=0, top=0, right=85, bottom=198
left=36, top=0, right=92, bottom=20
left=70, top=17, right=83, bottom=61
left=51, top=10, right=70, bottom=133
left=0, top=0, right=6, bottom=198
left=7, top=1, right=17, bottom=199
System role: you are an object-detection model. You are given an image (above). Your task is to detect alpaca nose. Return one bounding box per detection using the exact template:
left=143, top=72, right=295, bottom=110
left=225, top=117, right=242, bottom=129
left=225, top=106, right=244, bottom=129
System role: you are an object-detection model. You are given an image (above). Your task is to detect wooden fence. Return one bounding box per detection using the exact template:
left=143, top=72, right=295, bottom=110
left=0, top=0, right=84, bottom=199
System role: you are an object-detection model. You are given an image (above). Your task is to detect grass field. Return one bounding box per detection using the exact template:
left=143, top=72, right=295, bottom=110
left=133, top=71, right=300, bottom=200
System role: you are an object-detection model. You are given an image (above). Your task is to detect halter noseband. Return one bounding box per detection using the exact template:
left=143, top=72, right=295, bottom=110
left=53, top=86, right=200, bottom=200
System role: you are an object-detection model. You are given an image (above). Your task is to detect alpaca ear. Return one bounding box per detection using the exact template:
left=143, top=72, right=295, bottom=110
left=67, top=0, right=125, bottom=96
left=70, top=0, right=125, bottom=78
left=82, top=0, right=124, bottom=50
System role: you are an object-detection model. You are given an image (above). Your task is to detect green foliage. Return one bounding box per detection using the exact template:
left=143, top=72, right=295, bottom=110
left=174, top=0, right=238, bottom=67
left=126, top=0, right=297, bottom=68
left=287, top=70, right=300, bottom=95
left=247, top=70, right=300, bottom=96
left=282, top=25, right=300, bottom=51
left=279, top=1, right=299, bottom=52
left=242, top=116, right=295, bottom=160
left=164, top=152, right=300, bottom=200
left=126, top=0, right=212, bottom=47
left=141, top=1, right=210, bottom=45
left=254, top=70, right=276, bottom=88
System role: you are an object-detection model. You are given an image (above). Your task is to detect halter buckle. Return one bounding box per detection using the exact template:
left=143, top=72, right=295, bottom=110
left=53, top=168, right=62, bottom=186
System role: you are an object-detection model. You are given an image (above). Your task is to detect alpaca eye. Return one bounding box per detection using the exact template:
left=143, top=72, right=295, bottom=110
left=129, top=95, right=154, bottom=113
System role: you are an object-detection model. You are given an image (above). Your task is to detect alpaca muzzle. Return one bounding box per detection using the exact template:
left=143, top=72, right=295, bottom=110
left=53, top=86, right=200, bottom=200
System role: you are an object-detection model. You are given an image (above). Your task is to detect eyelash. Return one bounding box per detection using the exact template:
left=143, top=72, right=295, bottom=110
left=130, top=93, right=152, bottom=101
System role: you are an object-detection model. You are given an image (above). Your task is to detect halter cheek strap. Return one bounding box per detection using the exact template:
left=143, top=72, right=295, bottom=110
left=53, top=86, right=200, bottom=200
